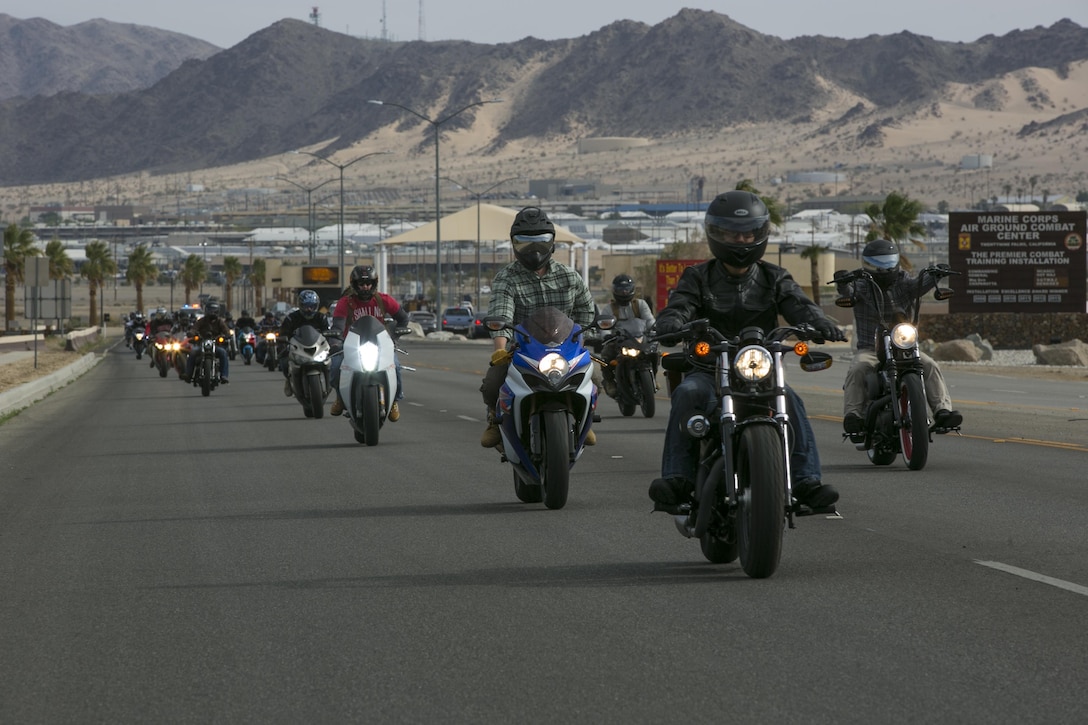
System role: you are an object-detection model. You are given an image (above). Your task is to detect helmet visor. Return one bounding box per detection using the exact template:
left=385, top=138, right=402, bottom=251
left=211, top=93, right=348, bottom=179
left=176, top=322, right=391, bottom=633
left=512, top=232, right=555, bottom=256
left=862, top=252, right=900, bottom=271
left=705, top=213, right=768, bottom=238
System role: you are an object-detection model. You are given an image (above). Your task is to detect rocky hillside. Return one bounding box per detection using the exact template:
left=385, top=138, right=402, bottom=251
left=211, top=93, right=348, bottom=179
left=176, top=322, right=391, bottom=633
left=0, top=10, right=1085, bottom=185
left=0, top=14, right=220, bottom=99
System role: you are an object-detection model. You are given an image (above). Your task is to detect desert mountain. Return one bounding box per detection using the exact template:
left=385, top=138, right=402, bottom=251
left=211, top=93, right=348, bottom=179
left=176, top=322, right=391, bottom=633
left=0, top=13, right=220, bottom=99
left=0, top=10, right=1086, bottom=187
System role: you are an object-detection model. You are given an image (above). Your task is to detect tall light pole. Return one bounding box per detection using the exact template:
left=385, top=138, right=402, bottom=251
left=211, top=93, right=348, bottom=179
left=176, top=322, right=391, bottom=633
left=441, top=175, right=522, bottom=306
left=368, top=98, right=503, bottom=312
left=295, top=149, right=391, bottom=288
left=274, top=176, right=337, bottom=262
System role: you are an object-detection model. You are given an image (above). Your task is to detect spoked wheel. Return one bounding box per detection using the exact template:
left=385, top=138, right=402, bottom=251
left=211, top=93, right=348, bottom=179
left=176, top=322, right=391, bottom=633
left=736, top=425, right=785, bottom=579
left=637, top=368, right=656, bottom=418
left=899, top=373, right=929, bottom=470
left=200, top=359, right=213, bottom=397
left=540, top=410, right=571, bottom=510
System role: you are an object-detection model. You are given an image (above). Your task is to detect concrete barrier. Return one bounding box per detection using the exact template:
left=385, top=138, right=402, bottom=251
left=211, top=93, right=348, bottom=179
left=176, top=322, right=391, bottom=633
left=0, top=353, right=100, bottom=418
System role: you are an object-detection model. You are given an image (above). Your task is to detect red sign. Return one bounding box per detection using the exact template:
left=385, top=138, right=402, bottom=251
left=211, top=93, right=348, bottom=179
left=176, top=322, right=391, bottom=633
left=655, top=259, right=703, bottom=312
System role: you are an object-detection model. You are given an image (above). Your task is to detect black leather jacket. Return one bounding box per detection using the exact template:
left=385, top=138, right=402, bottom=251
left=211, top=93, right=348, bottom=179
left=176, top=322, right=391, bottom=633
left=657, top=259, right=828, bottom=336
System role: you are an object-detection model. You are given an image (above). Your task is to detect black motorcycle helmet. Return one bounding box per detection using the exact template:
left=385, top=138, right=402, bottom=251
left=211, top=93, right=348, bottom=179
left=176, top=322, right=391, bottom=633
left=704, top=191, right=771, bottom=269
left=204, top=301, right=220, bottom=320
left=611, top=274, right=636, bottom=305
left=350, top=265, right=377, bottom=300
left=862, top=238, right=901, bottom=287
left=510, top=207, right=556, bottom=272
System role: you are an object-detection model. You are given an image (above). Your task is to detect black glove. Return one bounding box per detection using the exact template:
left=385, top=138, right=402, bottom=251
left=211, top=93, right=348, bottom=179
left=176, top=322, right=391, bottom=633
left=653, top=317, right=683, bottom=337
left=812, top=318, right=846, bottom=342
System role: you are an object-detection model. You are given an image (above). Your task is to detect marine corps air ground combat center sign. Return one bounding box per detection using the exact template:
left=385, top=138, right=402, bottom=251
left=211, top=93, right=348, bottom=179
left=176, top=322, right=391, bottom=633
left=948, top=211, right=1086, bottom=313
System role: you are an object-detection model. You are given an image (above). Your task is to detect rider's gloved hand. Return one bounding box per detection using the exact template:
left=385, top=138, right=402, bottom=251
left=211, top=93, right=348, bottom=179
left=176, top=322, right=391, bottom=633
left=490, top=348, right=513, bottom=366
left=813, top=318, right=847, bottom=342
left=653, top=316, right=683, bottom=337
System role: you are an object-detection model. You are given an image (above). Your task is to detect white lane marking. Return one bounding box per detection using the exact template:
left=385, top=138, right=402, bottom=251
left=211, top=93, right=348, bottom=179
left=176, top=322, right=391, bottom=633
left=975, top=560, right=1088, bottom=597
left=457, top=415, right=479, bottom=422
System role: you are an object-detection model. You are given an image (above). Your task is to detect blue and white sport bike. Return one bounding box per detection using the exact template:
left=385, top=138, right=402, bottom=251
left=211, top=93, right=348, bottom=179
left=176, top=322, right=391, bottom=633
left=485, top=307, right=614, bottom=510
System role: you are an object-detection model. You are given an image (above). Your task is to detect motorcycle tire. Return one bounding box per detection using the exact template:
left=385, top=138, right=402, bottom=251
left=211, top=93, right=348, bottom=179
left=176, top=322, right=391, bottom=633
left=736, top=424, right=785, bottom=579
left=201, top=359, right=213, bottom=397
left=514, top=470, right=544, bottom=504
left=618, top=399, right=636, bottom=417
left=899, top=373, right=929, bottom=471
left=540, top=410, right=571, bottom=510
left=308, top=375, right=325, bottom=420
left=637, top=368, right=656, bottom=418
left=358, top=384, right=381, bottom=446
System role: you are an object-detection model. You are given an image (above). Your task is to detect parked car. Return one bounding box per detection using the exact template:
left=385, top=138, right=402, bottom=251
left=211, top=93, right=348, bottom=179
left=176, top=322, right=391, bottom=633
left=469, top=311, right=489, bottom=339
left=408, top=311, right=438, bottom=335
left=441, top=307, right=475, bottom=335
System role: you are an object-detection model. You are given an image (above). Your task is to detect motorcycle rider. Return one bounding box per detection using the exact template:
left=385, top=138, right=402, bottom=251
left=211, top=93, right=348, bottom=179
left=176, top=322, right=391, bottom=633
left=329, top=265, right=409, bottom=419
left=479, top=206, right=599, bottom=448
left=598, top=274, right=655, bottom=398
left=649, top=189, right=845, bottom=510
left=235, top=309, right=257, bottom=332
left=836, top=238, right=963, bottom=435
left=278, top=290, right=333, bottom=396
left=183, top=300, right=231, bottom=384
left=255, top=311, right=279, bottom=364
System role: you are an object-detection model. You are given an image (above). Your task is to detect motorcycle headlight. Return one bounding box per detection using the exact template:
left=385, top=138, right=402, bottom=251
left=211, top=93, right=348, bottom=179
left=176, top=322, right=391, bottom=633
left=314, top=350, right=329, bottom=363
left=265, top=332, right=277, bottom=341
left=891, top=323, right=918, bottom=350
left=621, top=346, right=640, bottom=357
left=733, top=345, right=773, bottom=382
left=539, top=352, right=570, bottom=385
left=358, top=341, right=380, bottom=372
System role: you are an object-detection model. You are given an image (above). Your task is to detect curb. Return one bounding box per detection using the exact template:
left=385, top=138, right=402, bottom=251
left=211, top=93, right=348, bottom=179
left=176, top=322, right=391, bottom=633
left=0, top=353, right=101, bottom=418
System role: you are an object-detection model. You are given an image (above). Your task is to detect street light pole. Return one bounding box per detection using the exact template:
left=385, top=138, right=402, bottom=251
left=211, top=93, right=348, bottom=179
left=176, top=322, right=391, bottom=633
left=368, top=98, right=503, bottom=313
left=274, top=176, right=337, bottom=262
left=440, top=175, right=522, bottom=306
left=295, top=150, right=390, bottom=288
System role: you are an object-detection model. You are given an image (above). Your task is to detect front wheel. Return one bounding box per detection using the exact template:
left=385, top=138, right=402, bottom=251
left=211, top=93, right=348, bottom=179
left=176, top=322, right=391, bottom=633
left=637, top=368, right=656, bottom=418
left=540, top=410, right=571, bottom=510
left=307, top=375, right=325, bottom=420
left=899, top=373, right=930, bottom=470
left=736, top=425, right=785, bottom=579
left=359, top=384, right=381, bottom=446
left=200, top=359, right=213, bottom=397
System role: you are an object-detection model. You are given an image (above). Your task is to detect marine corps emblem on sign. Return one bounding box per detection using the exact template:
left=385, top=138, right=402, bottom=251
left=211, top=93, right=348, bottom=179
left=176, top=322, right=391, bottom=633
left=958, top=233, right=971, bottom=250
left=1064, top=233, right=1083, bottom=251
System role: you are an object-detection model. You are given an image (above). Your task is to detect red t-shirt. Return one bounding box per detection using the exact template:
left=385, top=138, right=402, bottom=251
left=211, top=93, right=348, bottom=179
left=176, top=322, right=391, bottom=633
left=333, top=293, right=401, bottom=327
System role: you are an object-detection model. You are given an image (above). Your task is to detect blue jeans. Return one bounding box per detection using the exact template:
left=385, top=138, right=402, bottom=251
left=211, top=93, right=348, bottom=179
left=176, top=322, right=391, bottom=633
left=185, top=345, right=229, bottom=380
left=330, top=353, right=404, bottom=402
left=661, top=371, right=822, bottom=485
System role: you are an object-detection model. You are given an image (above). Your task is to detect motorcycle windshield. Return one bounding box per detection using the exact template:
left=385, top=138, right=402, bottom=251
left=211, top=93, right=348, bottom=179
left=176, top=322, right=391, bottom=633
left=293, top=325, right=323, bottom=347
left=518, top=307, right=576, bottom=347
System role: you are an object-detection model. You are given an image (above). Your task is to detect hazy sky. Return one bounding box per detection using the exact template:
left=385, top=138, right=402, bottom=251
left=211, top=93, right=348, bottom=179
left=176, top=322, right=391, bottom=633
left=7, top=1, right=1088, bottom=48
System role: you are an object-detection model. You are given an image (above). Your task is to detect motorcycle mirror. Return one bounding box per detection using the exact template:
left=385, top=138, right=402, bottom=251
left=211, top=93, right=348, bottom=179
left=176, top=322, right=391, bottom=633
left=799, top=351, right=834, bottom=372
left=834, top=296, right=855, bottom=308
left=933, top=287, right=954, bottom=301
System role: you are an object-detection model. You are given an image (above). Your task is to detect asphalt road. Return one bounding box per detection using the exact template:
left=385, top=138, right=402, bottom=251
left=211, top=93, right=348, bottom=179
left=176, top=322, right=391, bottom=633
left=1, top=339, right=1086, bottom=723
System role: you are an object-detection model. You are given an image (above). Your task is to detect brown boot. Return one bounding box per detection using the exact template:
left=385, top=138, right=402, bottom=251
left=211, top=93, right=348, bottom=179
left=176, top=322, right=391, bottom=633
left=330, top=397, right=344, bottom=416
left=584, top=428, right=597, bottom=446
left=481, top=413, right=501, bottom=448
left=388, top=402, right=400, bottom=422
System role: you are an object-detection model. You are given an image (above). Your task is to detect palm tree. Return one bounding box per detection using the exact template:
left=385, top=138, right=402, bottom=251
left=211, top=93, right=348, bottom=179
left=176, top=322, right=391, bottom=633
left=249, top=258, right=267, bottom=313
left=221, top=256, right=243, bottom=314
left=81, top=240, right=117, bottom=327
left=180, top=254, right=207, bottom=305
left=3, top=222, right=41, bottom=332
left=45, top=238, right=74, bottom=281
left=126, top=244, right=158, bottom=315
left=864, top=191, right=927, bottom=270
left=800, top=244, right=831, bottom=305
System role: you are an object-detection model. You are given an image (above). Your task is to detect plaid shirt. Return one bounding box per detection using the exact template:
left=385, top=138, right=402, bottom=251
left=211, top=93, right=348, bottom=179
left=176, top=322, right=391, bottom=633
left=487, top=260, right=596, bottom=341
left=837, top=269, right=936, bottom=351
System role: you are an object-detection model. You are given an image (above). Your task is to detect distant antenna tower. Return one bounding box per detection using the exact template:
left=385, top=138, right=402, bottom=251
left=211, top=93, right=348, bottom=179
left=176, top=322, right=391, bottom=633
left=309, top=6, right=321, bottom=29
left=418, top=0, right=425, bottom=41
left=381, top=0, right=388, bottom=41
